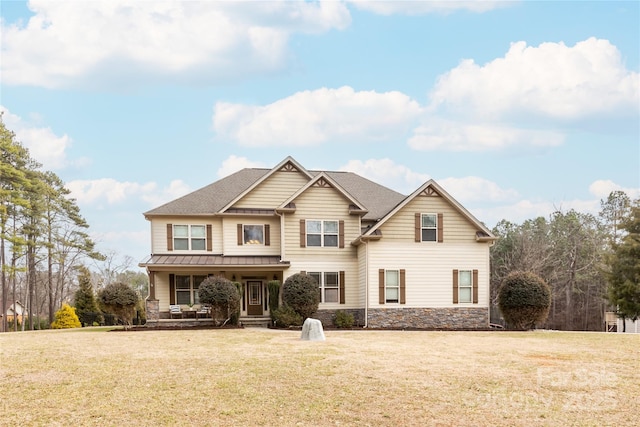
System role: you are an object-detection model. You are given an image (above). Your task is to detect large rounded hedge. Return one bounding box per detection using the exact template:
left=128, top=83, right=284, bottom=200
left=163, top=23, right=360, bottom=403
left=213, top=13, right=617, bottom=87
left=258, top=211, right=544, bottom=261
left=199, top=276, right=240, bottom=326
left=282, top=273, right=320, bottom=320
left=498, top=271, right=551, bottom=330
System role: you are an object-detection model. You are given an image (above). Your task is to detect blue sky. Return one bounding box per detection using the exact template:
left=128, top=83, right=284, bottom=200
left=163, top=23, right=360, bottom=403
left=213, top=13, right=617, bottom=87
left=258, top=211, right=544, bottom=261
left=1, top=1, right=638, bottom=270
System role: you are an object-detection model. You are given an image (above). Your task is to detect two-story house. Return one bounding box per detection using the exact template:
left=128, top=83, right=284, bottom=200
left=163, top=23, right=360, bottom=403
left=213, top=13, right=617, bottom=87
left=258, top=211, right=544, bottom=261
left=139, top=156, right=496, bottom=329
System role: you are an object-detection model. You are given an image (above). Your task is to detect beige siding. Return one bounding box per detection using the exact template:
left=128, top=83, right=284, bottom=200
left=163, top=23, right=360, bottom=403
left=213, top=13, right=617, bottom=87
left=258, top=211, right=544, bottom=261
left=150, top=217, right=221, bottom=254
left=366, top=241, right=491, bottom=308
left=381, top=194, right=478, bottom=243
left=222, top=216, right=281, bottom=256
left=285, top=260, right=360, bottom=309
left=284, top=186, right=360, bottom=261
left=235, top=170, right=310, bottom=209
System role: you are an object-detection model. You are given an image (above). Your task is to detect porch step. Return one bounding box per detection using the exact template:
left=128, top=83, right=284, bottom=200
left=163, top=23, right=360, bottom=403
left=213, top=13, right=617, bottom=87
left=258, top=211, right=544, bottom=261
left=241, top=316, right=271, bottom=328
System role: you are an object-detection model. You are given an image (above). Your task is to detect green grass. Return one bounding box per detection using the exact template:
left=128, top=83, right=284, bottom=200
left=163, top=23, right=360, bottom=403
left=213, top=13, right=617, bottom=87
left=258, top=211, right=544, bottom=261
left=1, top=328, right=638, bottom=426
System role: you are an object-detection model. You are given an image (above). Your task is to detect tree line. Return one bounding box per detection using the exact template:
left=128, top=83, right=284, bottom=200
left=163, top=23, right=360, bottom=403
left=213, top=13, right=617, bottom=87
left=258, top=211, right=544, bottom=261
left=0, top=115, right=147, bottom=332
left=490, top=191, right=639, bottom=331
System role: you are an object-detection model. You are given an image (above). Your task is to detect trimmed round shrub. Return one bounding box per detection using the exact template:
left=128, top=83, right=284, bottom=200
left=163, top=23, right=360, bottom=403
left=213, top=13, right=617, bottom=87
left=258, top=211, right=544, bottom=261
left=199, top=276, right=241, bottom=326
left=98, top=282, right=139, bottom=328
left=282, top=273, right=320, bottom=320
left=51, top=303, right=82, bottom=329
left=498, top=271, right=551, bottom=330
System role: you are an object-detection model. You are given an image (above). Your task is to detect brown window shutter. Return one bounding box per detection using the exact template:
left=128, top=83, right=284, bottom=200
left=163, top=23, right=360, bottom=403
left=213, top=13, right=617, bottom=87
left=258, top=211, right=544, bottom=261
left=473, top=269, right=479, bottom=304
left=400, top=269, right=406, bottom=304
left=437, top=213, right=444, bottom=243
left=167, top=224, right=173, bottom=251
left=415, top=213, right=421, bottom=242
left=452, top=269, right=459, bottom=304
left=339, top=271, right=345, bottom=304
left=300, top=219, right=306, bottom=247
left=206, top=224, right=212, bottom=251
left=264, top=224, right=270, bottom=246
left=169, top=274, right=175, bottom=305
left=378, top=269, right=385, bottom=305
left=237, top=224, right=243, bottom=245
left=339, top=220, right=345, bottom=248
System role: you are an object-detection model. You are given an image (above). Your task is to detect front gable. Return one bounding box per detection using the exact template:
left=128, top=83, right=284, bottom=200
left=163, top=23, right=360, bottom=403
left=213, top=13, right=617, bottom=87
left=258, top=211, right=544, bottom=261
left=223, top=157, right=313, bottom=211
left=363, top=180, right=495, bottom=244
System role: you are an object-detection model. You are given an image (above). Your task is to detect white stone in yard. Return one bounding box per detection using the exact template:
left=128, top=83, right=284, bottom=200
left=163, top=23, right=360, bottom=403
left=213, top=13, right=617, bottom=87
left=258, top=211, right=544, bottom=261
left=301, top=318, right=325, bottom=341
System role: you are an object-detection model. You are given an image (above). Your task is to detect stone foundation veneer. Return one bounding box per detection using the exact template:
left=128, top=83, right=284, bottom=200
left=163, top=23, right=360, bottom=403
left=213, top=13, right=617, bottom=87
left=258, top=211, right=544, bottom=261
left=313, top=309, right=365, bottom=328
left=146, top=299, right=159, bottom=322
left=366, top=307, right=489, bottom=330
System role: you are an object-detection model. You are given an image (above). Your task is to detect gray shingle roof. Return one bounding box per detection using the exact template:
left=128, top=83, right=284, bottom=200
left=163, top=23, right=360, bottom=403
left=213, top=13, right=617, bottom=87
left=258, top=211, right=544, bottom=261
left=144, top=165, right=406, bottom=221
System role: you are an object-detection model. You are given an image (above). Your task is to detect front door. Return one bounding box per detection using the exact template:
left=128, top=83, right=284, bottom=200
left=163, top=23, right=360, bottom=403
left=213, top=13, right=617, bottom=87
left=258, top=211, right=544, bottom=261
left=247, top=281, right=263, bottom=316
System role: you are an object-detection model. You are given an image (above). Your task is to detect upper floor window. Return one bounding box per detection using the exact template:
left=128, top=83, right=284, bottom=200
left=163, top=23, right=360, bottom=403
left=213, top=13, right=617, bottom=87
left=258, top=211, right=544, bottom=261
left=309, top=272, right=340, bottom=303
left=174, top=225, right=206, bottom=250
left=421, top=214, right=437, bottom=242
left=306, top=220, right=338, bottom=247
left=243, top=225, right=264, bottom=245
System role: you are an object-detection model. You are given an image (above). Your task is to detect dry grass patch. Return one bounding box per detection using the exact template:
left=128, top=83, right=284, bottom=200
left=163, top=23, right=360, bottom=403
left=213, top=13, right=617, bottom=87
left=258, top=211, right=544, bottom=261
left=1, top=328, right=638, bottom=426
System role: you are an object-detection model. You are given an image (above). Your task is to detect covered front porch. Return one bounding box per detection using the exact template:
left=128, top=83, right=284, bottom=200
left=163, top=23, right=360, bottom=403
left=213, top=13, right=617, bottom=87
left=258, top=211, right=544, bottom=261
left=140, top=254, right=289, bottom=327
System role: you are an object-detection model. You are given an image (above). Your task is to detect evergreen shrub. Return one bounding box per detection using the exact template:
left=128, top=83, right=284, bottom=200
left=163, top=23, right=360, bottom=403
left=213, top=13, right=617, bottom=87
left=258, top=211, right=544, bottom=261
left=282, top=273, right=319, bottom=320
left=498, top=271, right=551, bottom=330
left=199, top=276, right=241, bottom=326
left=273, top=305, right=303, bottom=328
left=51, top=303, right=82, bottom=329
left=334, top=310, right=355, bottom=328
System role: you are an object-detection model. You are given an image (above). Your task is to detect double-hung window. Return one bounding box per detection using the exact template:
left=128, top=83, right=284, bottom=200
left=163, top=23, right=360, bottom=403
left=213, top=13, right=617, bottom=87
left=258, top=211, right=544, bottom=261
left=458, top=270, right=472, bottom=303
left=243, top=225, right=264, bottom=245
left=306, top=220, right=338, bottom=247
left=175, top=274, right=206, bottom=305
left=385, top=270, right=400, bottom=303
left=421, top=214, right=437, bottom=242
left=174, top=225, right=206, bottom=250
left=309, top=272, right=339, bottom=303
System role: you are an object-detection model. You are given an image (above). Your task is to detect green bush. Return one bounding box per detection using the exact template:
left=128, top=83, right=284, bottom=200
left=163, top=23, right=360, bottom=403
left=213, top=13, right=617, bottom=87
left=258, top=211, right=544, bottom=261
left=199, top=276, right=241, bottom=326
left=51, top=303, right=82, bottom=329
left=272, top=305, right=303, bottom=328
left=282, top=273, right=319, bottom=320
left=334, top=310, right=355, bottom=328
left=498, top=271, right=551, bottom=330
left=267, top=280, right=281, bottom=321
left=98, top=282, right=139, bottom=329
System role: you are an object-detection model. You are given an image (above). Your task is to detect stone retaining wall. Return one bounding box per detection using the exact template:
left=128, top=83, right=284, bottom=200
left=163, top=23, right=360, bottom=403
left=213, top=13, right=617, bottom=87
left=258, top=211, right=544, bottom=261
left=367, top=307, right=489, bottom=330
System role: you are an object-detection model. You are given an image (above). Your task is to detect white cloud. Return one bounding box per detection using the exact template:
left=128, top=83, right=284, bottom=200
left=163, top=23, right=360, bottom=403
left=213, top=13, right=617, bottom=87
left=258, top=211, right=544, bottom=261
left=340, top=158, right=429, bottom=194
left=217, top=155, right=267, bottom=178
left=429, top=38, right=639, bottom=121
left=589, top=180, right=640, bottom=200
left=438, top=176, right=519, bottom=203
left=213, top=86, right=422, bottom=147
left=1, top=1, right=351, bottom=88
left=408, top=118, right=564, bottom=151
left=348, top=0, right=508, bottom=15
left=66, top=178, right=190, bottom=208
left=0, top=105, right=78, bottom=170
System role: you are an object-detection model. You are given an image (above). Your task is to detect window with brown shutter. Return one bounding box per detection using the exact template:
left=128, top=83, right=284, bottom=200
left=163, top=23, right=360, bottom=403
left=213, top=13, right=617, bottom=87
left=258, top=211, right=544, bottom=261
left=169, top=274, right=176, bottom=305
left=473, top=269, right=479, bottom=304
left=452, top=269, right=459, bottom=304
left=167, top=224, right=173, bottom=251
left=264, top=224, right=270, bottom=246
left=400, top=269, right=406, bottom=304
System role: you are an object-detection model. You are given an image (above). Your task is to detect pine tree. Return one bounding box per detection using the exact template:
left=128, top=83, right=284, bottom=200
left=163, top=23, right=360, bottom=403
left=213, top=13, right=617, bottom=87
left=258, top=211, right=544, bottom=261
left=74, top=266, right=101, bottom=326
left=606, top=201, right=640, bottom=331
